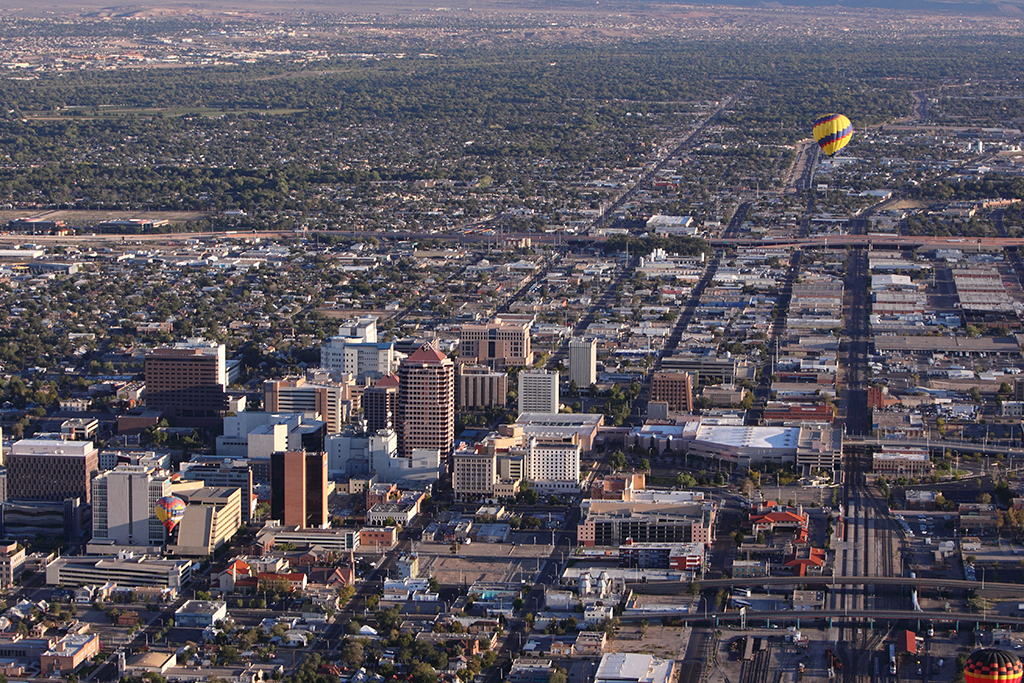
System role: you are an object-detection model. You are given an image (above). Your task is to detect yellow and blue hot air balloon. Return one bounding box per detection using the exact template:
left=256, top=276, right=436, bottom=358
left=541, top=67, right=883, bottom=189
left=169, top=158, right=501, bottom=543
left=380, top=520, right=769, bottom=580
left=812, top=113, right=853, bottom=157
left=965, top=649, right=1024, bottom=683
left=155, top=495, right=187, bottom=534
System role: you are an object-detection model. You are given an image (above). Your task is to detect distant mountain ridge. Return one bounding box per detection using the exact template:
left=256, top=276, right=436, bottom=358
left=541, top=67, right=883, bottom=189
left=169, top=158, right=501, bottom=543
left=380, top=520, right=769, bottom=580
left=4, top=0, right=1023, bottom=18
left=542, top=0, right=1023, bottom=14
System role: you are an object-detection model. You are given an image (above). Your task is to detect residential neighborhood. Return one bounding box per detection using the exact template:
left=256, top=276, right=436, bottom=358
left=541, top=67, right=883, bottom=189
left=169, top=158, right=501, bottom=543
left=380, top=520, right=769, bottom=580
left=3, top=3, right=1024, bottom=683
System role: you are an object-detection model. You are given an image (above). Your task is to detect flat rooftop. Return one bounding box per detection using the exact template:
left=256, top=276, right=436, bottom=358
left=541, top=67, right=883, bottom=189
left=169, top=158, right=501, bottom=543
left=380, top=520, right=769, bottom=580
left=874, top=336, right=1020, bottom=354
left=43, top=633, right=97, bottom=657
left=127, top=651, right=175, bottom=669
left=184, top=487, right=238, bottom=504
left=596, top=653, right=674, bottom=683
left=175, top=599, right=226, bottom=615
left=515, top=413, right=603, bottom=426
left=694, top=425, right=801, bottom=450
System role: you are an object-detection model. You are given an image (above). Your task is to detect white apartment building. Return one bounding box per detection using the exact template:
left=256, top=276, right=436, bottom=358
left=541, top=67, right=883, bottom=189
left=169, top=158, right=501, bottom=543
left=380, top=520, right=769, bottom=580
left=92, top=465, right=172, bottom=548
left=518, top=369, right=559, bottom=415
left=523, top=437, right=580, bottom=492
left=320, top=316, right=396, bottom=382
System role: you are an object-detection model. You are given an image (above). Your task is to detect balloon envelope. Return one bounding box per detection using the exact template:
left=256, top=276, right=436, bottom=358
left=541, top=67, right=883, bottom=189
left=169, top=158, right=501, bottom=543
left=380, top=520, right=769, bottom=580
left=155, top=496, right=186, bottom=533
left=812, top=113, right=853, bottom=157
left=965, top=649, right=1024, bottom=683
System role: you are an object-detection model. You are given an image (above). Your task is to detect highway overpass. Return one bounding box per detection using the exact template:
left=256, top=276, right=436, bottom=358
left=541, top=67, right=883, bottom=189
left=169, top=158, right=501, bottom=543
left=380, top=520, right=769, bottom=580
left=845, top=436, right=1024, bottom=457
left=628, top=575, right=1024, bottom=594
left=618, top=608, right=1024, bottom=627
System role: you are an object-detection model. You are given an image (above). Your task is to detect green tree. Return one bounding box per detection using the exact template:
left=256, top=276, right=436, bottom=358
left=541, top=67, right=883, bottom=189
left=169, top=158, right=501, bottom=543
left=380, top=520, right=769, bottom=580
left=676, top=472, right=697, bottom=487
left=341, top=639, right=365, bottom=667
left=517, top=484, right=539, bottom=506
left=376, top=606, right=402, bottom=632
left=411, top=661, right=438, bottom=683
left=609, top=451, right=627, bottom=471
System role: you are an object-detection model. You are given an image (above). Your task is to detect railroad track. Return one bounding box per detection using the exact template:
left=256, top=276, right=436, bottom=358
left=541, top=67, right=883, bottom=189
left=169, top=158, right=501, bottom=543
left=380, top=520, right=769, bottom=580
left=740, top=641, right=773, bottom=683
left=837, top=205, right=890, bottom=682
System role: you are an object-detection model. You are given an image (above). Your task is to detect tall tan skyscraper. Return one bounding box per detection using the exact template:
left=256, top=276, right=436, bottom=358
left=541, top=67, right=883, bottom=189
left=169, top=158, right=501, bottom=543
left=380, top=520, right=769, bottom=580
left=396, top=344, right=455, bottom=459
left=456, top=364, right=508, bottom=410
left=568, top=337, right=597, bottom=388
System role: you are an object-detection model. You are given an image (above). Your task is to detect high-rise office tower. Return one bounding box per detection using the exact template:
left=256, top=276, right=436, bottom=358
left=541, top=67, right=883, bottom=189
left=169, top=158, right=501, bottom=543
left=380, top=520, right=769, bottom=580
left=270, top=450, right=328, bottom=529
left=178, top=459, right=255, bottom=521
left=144, top=339, right=228, bottom=422
left=92, top=465, right=172, bottom=547
left=518, top=369, right=560, bottom=415
left=363, top=373, right=399, bottom=432
left=396, top=344, right=455, bottom=459
left=7, top=438, right=99, bottom=503
left=456, top=364, right=508, bottom=410
left=650, top=371, right=694, bottom=413
left=264, top=375, right=354, bottom=434
left=568, top=337, right=597, bottom=388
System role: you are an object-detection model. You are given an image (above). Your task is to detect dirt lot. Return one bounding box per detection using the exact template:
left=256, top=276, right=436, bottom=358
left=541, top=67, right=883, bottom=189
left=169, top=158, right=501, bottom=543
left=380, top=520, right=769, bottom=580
left=0, top=209, right=206, bottom=225
left=416, top=540, right=556, bottom=585
left=605, top=623, right=695, bottom=660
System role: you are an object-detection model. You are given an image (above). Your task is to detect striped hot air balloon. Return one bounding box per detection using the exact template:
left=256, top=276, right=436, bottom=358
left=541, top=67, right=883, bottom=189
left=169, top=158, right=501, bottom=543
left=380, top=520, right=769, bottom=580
left=812, top=113, right=853, bottom=157
left=155, top=495, right=187, bottom=534
left=965, top=649, right=1024, bottom=683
